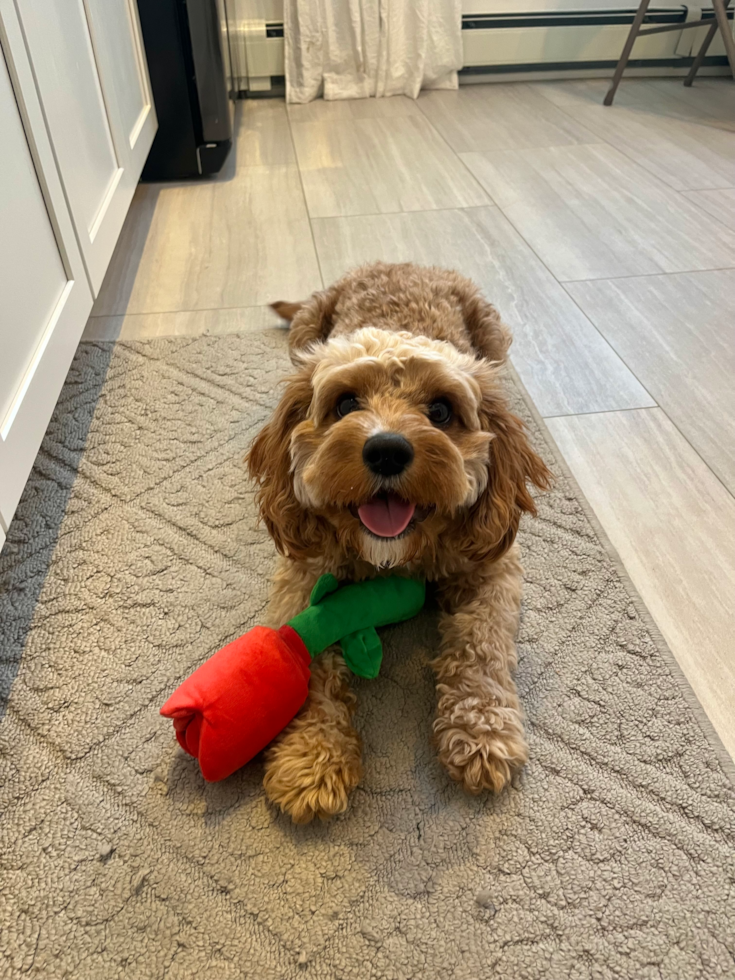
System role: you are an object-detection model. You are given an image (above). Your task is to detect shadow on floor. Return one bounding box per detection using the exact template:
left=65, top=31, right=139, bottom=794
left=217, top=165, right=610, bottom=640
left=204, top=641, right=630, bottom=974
left=0, top=342, right=116, bottom=721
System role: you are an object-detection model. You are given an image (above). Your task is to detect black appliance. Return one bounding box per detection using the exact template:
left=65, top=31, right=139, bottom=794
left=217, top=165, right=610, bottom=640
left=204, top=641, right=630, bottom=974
left=137, top=0, right=233, bottom=180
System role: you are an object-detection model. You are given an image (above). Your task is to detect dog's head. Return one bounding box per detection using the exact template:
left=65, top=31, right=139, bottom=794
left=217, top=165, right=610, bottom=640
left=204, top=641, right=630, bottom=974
left=248, top=325, right=551, bottom=571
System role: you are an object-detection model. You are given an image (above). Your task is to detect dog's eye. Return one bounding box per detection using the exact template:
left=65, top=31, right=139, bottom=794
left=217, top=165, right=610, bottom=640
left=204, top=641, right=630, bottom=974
left=428, top=398, right=452, bottom=426
left=336, top=393, right=360, bottom=418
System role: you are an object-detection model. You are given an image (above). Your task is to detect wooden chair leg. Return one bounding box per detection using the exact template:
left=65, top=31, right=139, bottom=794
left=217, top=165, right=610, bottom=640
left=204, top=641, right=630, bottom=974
left=684, top=19, right=720, bottom=86
left=604, top=0, right=652, bottom=106
left=712, top=0, right=735, bottom=79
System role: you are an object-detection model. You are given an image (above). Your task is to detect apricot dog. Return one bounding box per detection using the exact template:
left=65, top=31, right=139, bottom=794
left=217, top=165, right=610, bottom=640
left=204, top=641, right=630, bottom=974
left=248, top=262, right=551, bottom=823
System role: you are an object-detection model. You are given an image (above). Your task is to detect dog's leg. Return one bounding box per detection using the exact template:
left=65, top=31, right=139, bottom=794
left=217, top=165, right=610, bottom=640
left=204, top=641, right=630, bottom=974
left=263, top=556, right=322, bottom=629
left=262, top=558, right=362, bottom=823
left=433, top=543, right=528, bottom=794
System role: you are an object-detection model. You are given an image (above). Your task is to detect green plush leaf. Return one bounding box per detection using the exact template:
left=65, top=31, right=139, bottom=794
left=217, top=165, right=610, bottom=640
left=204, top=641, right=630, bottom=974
left=340, top=627, right=383, bottom=679
left=309, top=573, right=341, bottom=607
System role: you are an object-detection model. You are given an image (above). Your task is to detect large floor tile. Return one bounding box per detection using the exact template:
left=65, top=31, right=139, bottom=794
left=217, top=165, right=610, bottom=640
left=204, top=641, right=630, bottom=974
left=567, top=270, right=735, bottom=494
left=462, top=143, right=735, bottom=281
left=290, top=113, right=488, bottom=217
left=311, top=207, right=654, bottom=417
left=92, top=167, right=322, bottom=315
left=231, top=100, right=296, bottom=168
left=563, top=99, right=735, bottom=191
left=83, top=306, right=282, bottom=341
left=546, top=407, right=735, bottom=761
left=417, top=83, right=598, bottom=151
left=532, top=76, right=735, bottom=125
left=532, top=77, right=678, bottom=109
left=684, top=187, right=735, bottom=231
left=287, top=94, right=423, bottom=123
left=647, top=77, right=735, bottom=127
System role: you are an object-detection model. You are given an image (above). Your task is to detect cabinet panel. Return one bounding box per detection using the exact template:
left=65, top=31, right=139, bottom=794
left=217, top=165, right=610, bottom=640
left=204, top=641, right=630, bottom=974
left=19, top=0, right=120, bottom=240
left=0, top=50, right=67, bottom=425
left=14, top=0, right=156, bottom=294
left=0, top=10, right=94, bottom=528
left=84, top=0, right=156, bottom=170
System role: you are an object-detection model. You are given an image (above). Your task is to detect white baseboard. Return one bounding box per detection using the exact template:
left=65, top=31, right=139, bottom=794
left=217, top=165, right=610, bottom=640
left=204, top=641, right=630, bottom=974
left=461, top=8, right=731, bottom=74
left=458, top=64, right=731, bottom=82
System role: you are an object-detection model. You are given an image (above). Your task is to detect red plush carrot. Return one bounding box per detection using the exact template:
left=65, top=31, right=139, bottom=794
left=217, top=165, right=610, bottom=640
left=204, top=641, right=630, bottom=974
left=160, top=575, right=425, bottom=781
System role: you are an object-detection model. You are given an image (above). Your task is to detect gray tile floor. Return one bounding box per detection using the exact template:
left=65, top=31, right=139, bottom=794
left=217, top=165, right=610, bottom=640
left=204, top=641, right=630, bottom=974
left=84, top=78, right=735, bottom=760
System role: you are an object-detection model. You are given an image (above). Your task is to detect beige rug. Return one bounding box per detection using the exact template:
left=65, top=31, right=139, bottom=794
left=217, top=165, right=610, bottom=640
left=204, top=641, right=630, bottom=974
left=1, top=331, right=734, bottom=980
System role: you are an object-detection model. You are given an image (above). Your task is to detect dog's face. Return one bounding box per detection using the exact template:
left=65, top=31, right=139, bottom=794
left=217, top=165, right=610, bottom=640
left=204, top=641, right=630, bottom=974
left=249, top=327, right=550, bottom=571
left=289, top=329, right=492, bottom=567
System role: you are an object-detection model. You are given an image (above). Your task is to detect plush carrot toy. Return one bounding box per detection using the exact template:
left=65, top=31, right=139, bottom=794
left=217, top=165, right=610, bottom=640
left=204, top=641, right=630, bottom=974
left=160, top=575, right=425, bottom=781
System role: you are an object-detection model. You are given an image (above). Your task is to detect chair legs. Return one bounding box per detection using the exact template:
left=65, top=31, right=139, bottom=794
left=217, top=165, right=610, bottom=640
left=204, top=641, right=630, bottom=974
left=711, top=0, right=735, bottom=79
left=606, top=0, right=735, bottom=105
left=604, top=0, right=652, bottom=106
left=684, top=20, right=720, bottom=86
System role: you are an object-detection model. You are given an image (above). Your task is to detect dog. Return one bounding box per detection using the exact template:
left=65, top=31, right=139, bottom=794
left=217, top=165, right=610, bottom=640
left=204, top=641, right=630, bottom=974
left=247, top=262, right=551, bottom=823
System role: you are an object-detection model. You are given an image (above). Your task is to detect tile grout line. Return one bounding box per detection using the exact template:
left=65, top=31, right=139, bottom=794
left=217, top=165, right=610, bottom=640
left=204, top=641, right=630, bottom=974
left=555, top=272, right=735, bottom=504
left=545, top=391, right=735, bottom=507
left=87, top=303, right=281, bottom=320
left=652, top=414, right=735, bottom=505
left=542, top=405, right=660, bottom=420
left=683, top=186, right=735, bottom=193
left=285, top=100, right=326, bottom=290
left=413, top=96, right=496, bottom=205
left=458, top=190, right=663, bottom=415
left=549, top=95, right=735, bottom=200
left=560, top=264, right=735, bottom=285
left=680, top=191, right=735, bottom=236
left=306, top=203, right=496, bottom=221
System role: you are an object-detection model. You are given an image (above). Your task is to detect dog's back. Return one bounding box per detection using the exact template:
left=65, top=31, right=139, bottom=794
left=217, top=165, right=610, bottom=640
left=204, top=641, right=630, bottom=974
left=273, top=261, right=511, bottom=366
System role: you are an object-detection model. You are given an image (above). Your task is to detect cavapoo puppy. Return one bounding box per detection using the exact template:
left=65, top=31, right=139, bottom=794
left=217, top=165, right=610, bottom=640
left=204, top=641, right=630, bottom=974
left=248, top=262, right=551, bottom=823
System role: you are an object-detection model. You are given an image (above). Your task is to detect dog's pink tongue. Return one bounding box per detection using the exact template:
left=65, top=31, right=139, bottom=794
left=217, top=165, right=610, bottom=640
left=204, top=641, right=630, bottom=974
left=358, top=495, right=415, bottom=538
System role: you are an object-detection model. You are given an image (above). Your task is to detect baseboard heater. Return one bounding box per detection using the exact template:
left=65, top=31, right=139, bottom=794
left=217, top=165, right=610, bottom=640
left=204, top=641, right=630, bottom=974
left=228, top=6, right=732, bottom=95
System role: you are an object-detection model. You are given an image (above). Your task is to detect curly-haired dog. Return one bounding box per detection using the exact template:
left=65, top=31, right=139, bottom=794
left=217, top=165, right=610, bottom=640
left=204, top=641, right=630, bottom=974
left=248, top=262, right=551, bottom=824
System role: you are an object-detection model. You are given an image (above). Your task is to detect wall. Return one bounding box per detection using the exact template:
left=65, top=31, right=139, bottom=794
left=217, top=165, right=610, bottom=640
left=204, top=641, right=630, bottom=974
left=225, top=0, right=732, bottom=89
left=233, top=1, right=713, bottom=17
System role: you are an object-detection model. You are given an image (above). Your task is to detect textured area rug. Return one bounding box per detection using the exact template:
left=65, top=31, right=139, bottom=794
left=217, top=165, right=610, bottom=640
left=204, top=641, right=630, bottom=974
left=1, top=332, right=734, bottom=980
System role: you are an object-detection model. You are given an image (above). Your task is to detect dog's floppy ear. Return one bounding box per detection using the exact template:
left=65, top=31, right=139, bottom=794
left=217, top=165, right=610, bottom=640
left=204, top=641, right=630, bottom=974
left=451, top=277, right=511, bottom=364
left=246, top=367, right=330, bottom=560
left=272, top=284, right=343, bottom=363
left=458, top=386, right=552, bottom=563
left=271, top=300, right=304, bottom=321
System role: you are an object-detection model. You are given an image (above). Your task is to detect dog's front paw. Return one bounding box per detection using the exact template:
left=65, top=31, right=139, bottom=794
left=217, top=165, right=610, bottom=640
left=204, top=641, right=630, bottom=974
left=433, top=692, right=528, bottom=794
left=263, top=725, right=362, bottom=824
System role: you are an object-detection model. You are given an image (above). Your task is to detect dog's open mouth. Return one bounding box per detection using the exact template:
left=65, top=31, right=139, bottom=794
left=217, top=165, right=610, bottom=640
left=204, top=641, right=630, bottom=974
left=358, top=493, right=415, bottom=538
left=355, top=492, right=432, bottom=539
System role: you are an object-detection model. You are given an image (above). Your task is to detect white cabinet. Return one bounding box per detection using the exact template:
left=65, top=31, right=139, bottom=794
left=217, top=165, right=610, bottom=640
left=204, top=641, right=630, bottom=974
left=0, top=0, right=156, bottom=536
left=14, top=0, right=156, bottom=293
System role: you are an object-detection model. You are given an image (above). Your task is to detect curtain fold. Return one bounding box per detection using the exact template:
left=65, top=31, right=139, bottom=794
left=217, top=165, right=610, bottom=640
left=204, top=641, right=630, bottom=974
left=284, top=0, right=463, bottom=104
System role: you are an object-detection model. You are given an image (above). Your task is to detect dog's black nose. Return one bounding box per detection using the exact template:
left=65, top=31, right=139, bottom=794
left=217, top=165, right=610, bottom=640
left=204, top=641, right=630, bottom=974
left=362, top=433, right=414, bottom=477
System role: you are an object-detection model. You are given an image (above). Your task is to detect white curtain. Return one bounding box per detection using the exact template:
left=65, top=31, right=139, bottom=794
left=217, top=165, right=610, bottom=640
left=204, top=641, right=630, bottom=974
left=284, top=0, right=463, bottom=104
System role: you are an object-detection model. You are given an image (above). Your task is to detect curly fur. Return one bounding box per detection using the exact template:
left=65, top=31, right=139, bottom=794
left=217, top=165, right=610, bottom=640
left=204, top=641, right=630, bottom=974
left=248, top=262, right=551, bottom=822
